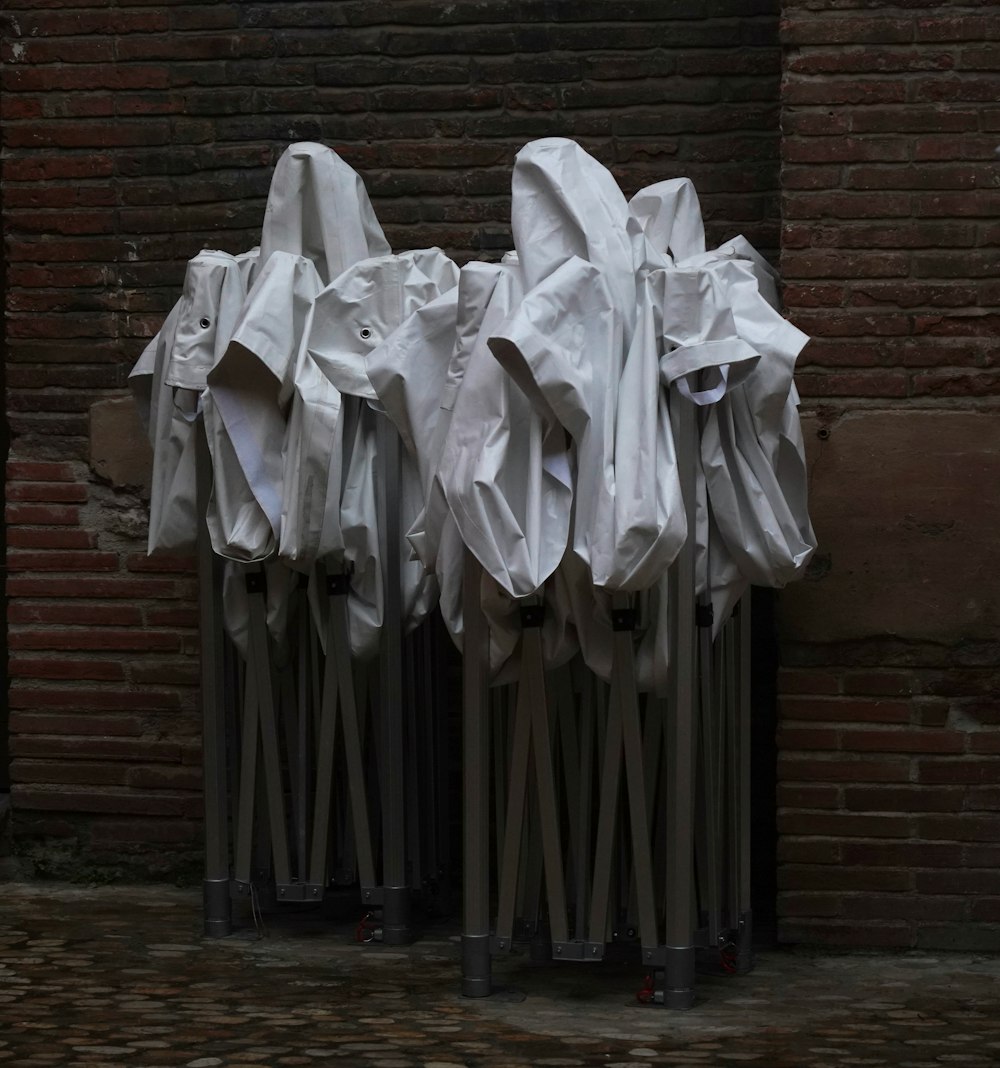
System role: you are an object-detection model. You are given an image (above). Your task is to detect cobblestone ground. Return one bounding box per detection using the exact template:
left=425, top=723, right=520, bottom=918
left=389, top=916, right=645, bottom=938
left=1, top=885, right=999, bottom=1067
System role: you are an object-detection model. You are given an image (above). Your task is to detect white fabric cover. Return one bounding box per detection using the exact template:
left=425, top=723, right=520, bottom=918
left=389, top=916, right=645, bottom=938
left=419, top=258, right=577, bottom=680
left=630, top=177, right=816, bottom=628
left=259, top=141, right=390, bottom=287
left=203, top=142, right=390, bottom=564
left=481, top=142, right=689, bottom=687
left=132, top=136, right=814, bottom=691
left=281, top=248, right=457, bottom=570
left=439, top=257, right=572, bottom=601
left=129, top=249, right=255, bottom=554
left=205, top=252, right=324, bottom=562
left=288, top=247, right=459, bottom=659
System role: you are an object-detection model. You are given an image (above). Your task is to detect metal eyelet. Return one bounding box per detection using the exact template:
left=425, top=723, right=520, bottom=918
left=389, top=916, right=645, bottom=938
left=359, top=327, right=372, bottom=340
left=199, top=317, right=211, bottom=329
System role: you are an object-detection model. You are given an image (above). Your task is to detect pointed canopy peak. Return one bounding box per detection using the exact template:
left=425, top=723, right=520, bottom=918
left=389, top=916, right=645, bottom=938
left=511, top=137, right=634, bottom=327
left=629, top=177, right=706, bottom=263
left=260, top=141, right=390, bottom=286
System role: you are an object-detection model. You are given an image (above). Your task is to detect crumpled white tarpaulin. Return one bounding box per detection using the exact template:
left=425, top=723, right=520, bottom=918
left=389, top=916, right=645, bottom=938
left=289, top=246, right=459, bottom=658
left=204, top=142, right=391, bottom=565
left=132, top=137, right=815, bottom=683
left=130, top=248, right=256, bottom=554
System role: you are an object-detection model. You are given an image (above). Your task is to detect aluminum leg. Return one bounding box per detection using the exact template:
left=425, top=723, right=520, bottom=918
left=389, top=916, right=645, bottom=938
left=492, top=688, right=509, bottom=880
left=574, top=672, right=595, bottom=942
left=196, top=420, right=230, bottom=936
left=334, top=584, right=377, bottom=893
left=433, top=619, right=453, bottom=881
left=555, top=672, right=582, bottom=924
left=306, top=596, right=340, bottom=898
left=588, top=682, right=622, bottom=951
left=649, top=697, right=669, bottom=927
left=663, top=389, right=698, bottom=1009
left=698, top=599, right=722, bottom=948
left=722, top=621, right=739, bottom=935
left=518, top=759, right=544, bottom=944
left=376, top=416, right=410, bottom=944
left=611, top=599, right=657, bottom=954
left=643, top=694, right=664, bottom=865
left=245, top=569, right=292, bottom=893
left=523, top=625, right=569, bottom=948
left=279, top=662, right=306, bottom=883
left=402, top=632, right=420, bottom=890
left=308, top=572, right=377, bottom=897
left=495, top=651, right=534, bottom=950
left=416, top=625, right=439, bottom=887
left=462, top=551, right=491, bottom=996
left=294, top=588, right=312, bottom=884
left=233, top=663, right=259, bottom=889
left=736, top=594, right=754, bottom=974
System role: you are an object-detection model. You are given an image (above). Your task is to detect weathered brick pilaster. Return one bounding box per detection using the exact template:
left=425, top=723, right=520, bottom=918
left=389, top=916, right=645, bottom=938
left=778, top=2, right=1000, bottom=949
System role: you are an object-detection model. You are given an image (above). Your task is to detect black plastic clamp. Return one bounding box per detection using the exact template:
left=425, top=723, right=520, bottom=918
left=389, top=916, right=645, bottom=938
left=245, top=570, right=266, bottom=595
left=327, top=573, right=351, bottom=596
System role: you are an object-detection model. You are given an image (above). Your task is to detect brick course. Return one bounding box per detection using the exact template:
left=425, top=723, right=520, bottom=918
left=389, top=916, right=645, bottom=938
left=3, top=457, right=202, bottom=875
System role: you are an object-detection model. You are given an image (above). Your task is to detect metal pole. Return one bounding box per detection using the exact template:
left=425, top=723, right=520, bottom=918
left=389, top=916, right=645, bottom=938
left=404, top=629, right=423, bottom=891
left=736, top=593, right=754, bottom=974
left=306, top=585, right=340, bottom=897
left=698, top=600, right=722, bottom=949
left=663, top=388, right=698, bottom=1009
left=555, top=671, right=582, bottom=924
left=233, top=663, right=259, bottom=890
left=612, top=600, right=657, bottom=955
left=495, top=643, right=534, bottom=950
left=524, top=624, right=569, bottom=948
left=196, top=418, right=231, bottom=936
left=246, top=569, right=292, bottom=893
left=279, top=662, right=305, bottom=883
left=462, top=550, right=491, bottom=996
left=587, top=682, right=622, bottom=951
left=331, top=576, right=377, bottom=892
left=294, top=584, right=311, bottom=883
left=492, top=688, right=508, bottom=881
left=574, top=670, right=595, bottom=942
left=376, top=414, right=411, bottom=943
left=722, top=620, right=739, bottom=935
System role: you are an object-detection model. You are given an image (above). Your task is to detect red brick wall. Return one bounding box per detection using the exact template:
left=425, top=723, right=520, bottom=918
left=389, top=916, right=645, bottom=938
left=8, top=2, right=994, bottom=950
left=2, top=2, right=781, bottom=877
left=778, top=2, right=1000, bottom=949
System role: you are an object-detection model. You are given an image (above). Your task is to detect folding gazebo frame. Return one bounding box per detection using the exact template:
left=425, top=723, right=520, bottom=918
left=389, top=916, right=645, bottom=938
left=460, top=388, right=754, bottom=1008
left=195, top=387, right=754, bottom=1010
left=195, top=412, right=449, bottom=947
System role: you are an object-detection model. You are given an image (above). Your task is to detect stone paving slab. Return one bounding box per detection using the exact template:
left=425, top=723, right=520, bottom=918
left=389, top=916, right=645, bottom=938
left=0, top=884, right=998, bottom=1067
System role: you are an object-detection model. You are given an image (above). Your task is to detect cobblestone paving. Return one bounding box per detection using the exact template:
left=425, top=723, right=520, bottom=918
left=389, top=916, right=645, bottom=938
left=1, top=885, right=999, bottom=1067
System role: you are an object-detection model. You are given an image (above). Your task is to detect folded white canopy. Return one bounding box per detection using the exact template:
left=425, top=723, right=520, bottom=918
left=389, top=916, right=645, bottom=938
left=288, top=246, right=459, bottom=659
left=133, top=137, right=814, bottom=686
left=631, top=177, right=816, bottom=627
left=484, top=141, right=727, bottom=688
left=204, top=142, right=391, bottom=565
left=372, top=255, right=578, bottom=681
left=130, top=248, right=256, bottom=555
